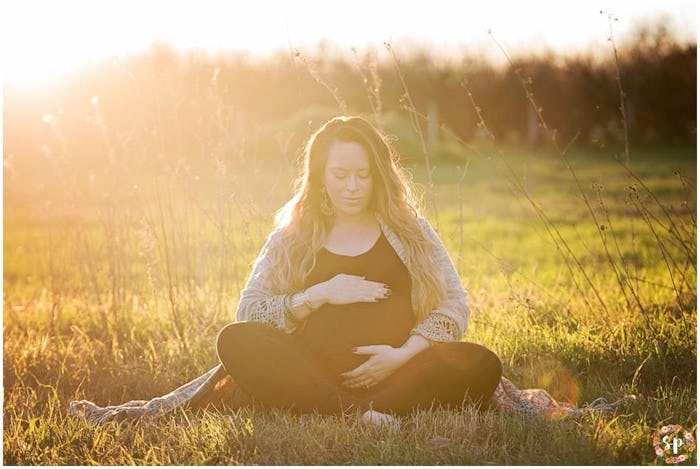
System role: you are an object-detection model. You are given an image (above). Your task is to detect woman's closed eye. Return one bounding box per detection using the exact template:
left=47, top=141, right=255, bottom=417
left=333, top=171, right=370, bottom=180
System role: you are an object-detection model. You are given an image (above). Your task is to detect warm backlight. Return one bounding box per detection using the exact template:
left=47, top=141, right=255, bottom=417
left=3, top=1, right=695, bottom=87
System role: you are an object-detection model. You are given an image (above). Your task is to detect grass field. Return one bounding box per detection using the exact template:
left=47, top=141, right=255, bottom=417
left=3, top=138, right=697, bottom=464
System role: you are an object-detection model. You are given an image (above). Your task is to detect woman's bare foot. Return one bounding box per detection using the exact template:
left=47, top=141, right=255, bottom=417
left=360, top=409, right=397, bottom=426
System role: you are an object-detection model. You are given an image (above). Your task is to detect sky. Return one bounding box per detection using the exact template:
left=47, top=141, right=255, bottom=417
left=2, top=0, right=697, bottom=87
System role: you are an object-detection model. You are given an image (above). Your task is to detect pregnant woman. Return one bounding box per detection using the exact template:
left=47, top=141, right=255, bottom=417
left=215, top=115, right=501, bottom=424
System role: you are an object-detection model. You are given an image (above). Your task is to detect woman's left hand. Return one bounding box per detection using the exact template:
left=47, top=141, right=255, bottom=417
left=340, top=345, right=412, bottom=389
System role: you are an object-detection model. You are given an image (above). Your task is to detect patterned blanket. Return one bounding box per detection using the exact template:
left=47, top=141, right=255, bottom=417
left=69, top=366, right=633, bottom=424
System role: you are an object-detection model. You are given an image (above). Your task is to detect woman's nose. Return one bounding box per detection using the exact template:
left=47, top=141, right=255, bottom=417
left=347, top=175, right=358, bottom=190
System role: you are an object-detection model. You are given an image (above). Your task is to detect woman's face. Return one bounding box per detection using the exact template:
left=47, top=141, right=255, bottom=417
left=323, top=140, right=374, bottom=217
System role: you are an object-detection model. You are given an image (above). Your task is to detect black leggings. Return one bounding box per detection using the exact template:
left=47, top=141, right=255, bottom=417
left=216, top=321, right=502, bottom=416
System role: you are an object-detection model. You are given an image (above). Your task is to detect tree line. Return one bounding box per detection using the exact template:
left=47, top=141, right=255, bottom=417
left=4, top=20, right=696, bottom=186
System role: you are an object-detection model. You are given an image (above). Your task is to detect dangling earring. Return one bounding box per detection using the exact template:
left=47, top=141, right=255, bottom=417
left=320, top=187, right=336, bottom=216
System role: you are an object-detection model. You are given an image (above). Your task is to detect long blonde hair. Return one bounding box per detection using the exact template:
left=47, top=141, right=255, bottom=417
left=268, top=116, right=447, bottom=323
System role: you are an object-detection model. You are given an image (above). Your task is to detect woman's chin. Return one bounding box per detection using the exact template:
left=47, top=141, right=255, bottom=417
left=336, top=206, right=371, bottom=217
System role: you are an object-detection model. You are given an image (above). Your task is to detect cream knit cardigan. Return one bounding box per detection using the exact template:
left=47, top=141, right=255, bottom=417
left=236, top=212, right=470, bottom=342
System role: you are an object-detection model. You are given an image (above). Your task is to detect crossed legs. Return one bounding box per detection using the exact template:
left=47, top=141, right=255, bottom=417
left=216, top=321, right=502, bottom=416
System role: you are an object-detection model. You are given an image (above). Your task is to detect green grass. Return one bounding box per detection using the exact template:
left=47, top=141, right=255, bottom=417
left=3, top=143, right=696, bottom=465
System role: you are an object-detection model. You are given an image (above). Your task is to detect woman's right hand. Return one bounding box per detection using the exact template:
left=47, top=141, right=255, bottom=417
left=306, top=274, right=391, bottom=308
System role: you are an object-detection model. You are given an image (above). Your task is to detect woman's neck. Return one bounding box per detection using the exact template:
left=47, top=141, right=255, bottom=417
left=331, top=211, right=377, bottom=229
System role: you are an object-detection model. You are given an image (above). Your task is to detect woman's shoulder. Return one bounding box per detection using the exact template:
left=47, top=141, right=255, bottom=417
left=415, top=214, right=430, bottom=229
left=257, top=225, right=288, bottom=253
left=414, top=214, right=437, bottom=238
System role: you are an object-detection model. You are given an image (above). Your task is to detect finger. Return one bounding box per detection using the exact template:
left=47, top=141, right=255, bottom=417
left=340, top=363, right=368, bottom=379
left=340, top=370, right=358, bottom=379
left=341, top=370, right=374, bottom=384
left=347, top=274, right=366, bottom=280
left=380, top=286, right=391, bottom=298
left=371, top=285, right=388, bottom=298
left=343, top=383, right=375, bottom=389
left=353, top=345, right=382, bottom=356
left=357, top=292, right=384, bottom=302
left=341, top=358, right=379, bottom=381
left=368, top=283, right=391, bottom=299
left=363, top=280, right=388, bottom=290
left=342, top=374, right=368, bottom=385
left=343, top=379, right=370, bottom=389
left=342, top=372, right=375, bottom=388
left=350, top=283, right=381, bottom=302
left=342, top=376, right=367, bottom=388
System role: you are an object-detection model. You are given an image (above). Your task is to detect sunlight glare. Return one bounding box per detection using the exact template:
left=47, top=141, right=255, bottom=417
left=3, top=1, right=696, bottom=88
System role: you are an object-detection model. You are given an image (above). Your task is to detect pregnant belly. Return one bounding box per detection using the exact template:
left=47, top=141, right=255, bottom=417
left=296, top=297, right=414, bottom=372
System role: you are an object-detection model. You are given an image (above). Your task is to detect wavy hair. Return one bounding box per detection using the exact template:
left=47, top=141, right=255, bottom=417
left=267, top=116, right=447, bottom=324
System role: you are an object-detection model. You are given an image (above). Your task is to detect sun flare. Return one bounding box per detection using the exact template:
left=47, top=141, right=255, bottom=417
left=3, top=1, right=696, bottom=88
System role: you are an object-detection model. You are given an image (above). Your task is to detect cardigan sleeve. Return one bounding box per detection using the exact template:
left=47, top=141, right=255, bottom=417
left=410, top=217, right=471, bottom=342
left=235, top=228, right=297, bottom=333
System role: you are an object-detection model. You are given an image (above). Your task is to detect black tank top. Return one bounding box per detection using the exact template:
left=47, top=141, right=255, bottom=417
left=294, top=231, right=415, bottom=374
